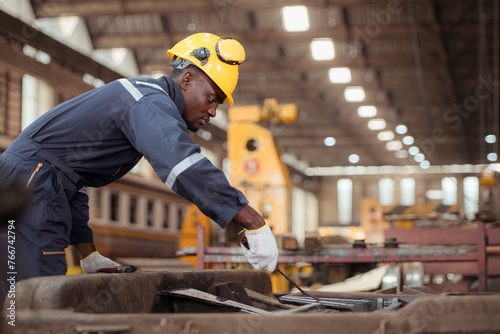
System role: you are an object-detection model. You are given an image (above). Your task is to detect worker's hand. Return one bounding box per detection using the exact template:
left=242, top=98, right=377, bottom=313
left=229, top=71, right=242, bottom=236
left=240, top=222, right=278, bottom=272
left=80, top=251, right=121, bottom=273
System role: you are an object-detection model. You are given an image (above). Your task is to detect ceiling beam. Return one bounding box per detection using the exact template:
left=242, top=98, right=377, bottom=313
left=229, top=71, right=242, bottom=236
left=0, top=11, right=123, bottom=84
left=90, top=24, right=487, bottom=50
left=32, top=0, right=432, bottom=17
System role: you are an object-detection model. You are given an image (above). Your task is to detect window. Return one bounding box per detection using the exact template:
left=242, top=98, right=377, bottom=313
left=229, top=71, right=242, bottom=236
left=337, top=179, right=353, bottom=224
left=22, top=74, right=54, bottom=129
left=442, top=177, right=457, bottom=205
left=147, top=200, right=154, bottom=227
left=464, top=177, right=479, bottom=220
left=379, top=178, right=394, bottom=205
left=163, top=205, right=170, bottom=229
left=177, top=207, right=184, bottom=230
left=129, top=197, right=137, bottom=224
left=400, top=178, right=415, bottom=206
left=110, top=193, right=119, bottom=222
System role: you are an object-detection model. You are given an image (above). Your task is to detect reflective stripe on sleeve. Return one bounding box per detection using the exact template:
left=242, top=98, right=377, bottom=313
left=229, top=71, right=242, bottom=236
left=165, top=153, right=204, bottom=188
left=119, top=78, right=143, bottom=101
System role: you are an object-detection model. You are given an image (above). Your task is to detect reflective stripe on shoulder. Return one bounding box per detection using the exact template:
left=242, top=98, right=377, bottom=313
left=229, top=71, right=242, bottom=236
left=165, top=153, right=204, bottom=188
left=119, top=78, right=143, bottom=101
left=136, top=81, right=169, bottom=96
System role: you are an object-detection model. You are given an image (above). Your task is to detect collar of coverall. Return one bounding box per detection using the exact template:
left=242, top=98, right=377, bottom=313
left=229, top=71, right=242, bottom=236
left=158, top=76, right=185, bottom=115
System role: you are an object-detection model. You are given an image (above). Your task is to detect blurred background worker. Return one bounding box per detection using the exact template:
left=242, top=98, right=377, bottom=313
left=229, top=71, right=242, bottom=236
left=0, top=33, right=278, bottom=288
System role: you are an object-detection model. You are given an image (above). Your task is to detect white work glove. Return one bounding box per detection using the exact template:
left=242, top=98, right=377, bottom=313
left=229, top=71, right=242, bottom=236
left=80, top=251, right=121, bottom=273
left=240, top=222, right=279, bottom=272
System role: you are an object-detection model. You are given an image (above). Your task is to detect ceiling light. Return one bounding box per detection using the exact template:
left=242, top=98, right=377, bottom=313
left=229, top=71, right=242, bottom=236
left=358, top=106, right=377, bottom=117
left=311, top=38, right=335, bottom=60
left=420, top=160, right=430, bottom=169
left=386, top=140, right=403, bottom=151
left=324, top=137, right=336, bottom=146
left=368, top=119, right=386, bottom=130
left=408, top=146, right=419, bottom=155
left=344, top=86, right=365, bottom=102
left=377, top=130, right=394, bottom=141
left=395, top=124, right=407, bottom=134
left=487, top=153, right=498, bottom=161
left=402, top=136, right=414, bottom=145
left=414, top=153, right=425, bottom=162
left=485, top=134, right=497, bottom=143
left=329, top=67, right=351, bottom=83
left=282, top=6, right=309, bottom=32
left=394, top=150, right=408, bottom=158
left=348, top=154, right=360, bottom=163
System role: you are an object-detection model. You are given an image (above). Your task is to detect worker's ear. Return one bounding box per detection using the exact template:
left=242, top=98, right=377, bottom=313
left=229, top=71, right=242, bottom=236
left=179, top=71, right=194, bottom=91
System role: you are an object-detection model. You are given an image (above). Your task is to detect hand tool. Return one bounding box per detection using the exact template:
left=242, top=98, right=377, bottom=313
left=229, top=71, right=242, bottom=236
left=97, top=265, right=137, bottom=273
left=241, top=235, right=320, bottom=302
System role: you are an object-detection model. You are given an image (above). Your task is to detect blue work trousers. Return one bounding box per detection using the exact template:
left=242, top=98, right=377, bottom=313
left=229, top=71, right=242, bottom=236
left=1, top=144, right=86, bottom=300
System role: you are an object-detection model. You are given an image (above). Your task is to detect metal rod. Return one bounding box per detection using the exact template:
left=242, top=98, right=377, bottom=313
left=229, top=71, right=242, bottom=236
left=276, top=268, right=321, bottom=302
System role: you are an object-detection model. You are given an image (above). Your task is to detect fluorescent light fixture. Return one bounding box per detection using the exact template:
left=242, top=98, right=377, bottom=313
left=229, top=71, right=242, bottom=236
left=344, top=86, right=365, bottom=101
left=487, top=153, right=498, bottom=161
left=402, top=136, right=414, bottom=145
left=348, top=154, right=360, bottom=163
left=408, top=146, right=419, bottom=155
left=485, top=134, right=497, bottom=143
left=358, top=106, right=377, bottom=117
left=377, top=130, right=395, bottom=141
left=386, top=140, right=403, bottom=151
left=395, top=124, right=407, bottom=134
left=368, top=119, right=386, bottom=130
left=329, top=67, right=351, bottom=83
left=394, top=150, right=408, bottom=158
left=311, top=38, right=335, bottom=60
left=414, top=153, right=425, bottom=162
left=420, top=160, right=430, bottom=169
left=324, top=137, right=336, bottom=146
left=282, top=6, right=309, bottom=32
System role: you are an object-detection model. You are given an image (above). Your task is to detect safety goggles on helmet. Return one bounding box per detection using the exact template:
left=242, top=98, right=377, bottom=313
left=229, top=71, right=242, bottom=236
left=189, top=37, right=245, bottom=66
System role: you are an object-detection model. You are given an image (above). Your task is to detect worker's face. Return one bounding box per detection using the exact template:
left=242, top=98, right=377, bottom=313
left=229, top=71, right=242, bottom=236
left=180, top=70, right=225, bottom=132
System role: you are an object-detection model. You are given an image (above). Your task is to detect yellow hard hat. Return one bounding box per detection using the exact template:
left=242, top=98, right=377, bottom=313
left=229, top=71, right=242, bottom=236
left=167, top=33, right=245, bottom=106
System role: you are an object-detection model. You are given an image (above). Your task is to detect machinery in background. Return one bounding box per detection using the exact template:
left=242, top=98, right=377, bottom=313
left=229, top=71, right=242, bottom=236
left=227, top=98, right=297, bottom=236
left=477, top=167, right=499, bottom=222
left=178, top=204, right=211, bottom=267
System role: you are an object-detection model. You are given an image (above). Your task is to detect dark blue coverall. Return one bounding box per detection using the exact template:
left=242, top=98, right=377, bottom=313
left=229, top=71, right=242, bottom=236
left=0, top=76, right=248, bottom=289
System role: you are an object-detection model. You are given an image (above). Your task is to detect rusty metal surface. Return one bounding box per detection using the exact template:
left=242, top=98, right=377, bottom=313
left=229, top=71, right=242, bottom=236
left=160, top=288, right=270, bottom=314
left=4, top=294, right=500, bottom=334
left=7, top=269, right=273, bottom=314
left=3, top=269, right=500, bottom=334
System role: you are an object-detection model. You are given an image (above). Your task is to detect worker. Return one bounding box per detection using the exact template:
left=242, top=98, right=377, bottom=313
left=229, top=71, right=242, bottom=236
left=0, top=33, right=278, bottom=289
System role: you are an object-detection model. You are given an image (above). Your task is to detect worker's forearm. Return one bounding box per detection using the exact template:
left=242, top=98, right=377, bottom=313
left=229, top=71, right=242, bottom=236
left=73, top=243, right=97, bottom=260
left=231, top=204, right=266, bottom=230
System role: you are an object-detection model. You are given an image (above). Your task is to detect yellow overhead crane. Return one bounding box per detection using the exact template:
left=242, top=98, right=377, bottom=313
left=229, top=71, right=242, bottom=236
left=227, top=98, right=297, bottom=235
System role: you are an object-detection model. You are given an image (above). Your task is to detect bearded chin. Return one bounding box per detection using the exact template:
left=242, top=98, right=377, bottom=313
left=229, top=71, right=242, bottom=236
left=186, top=120, right=199, bottom=132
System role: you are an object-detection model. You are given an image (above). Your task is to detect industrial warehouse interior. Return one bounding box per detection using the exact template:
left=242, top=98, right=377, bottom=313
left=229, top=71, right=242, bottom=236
left=1, top=0, right=500, bottom=333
